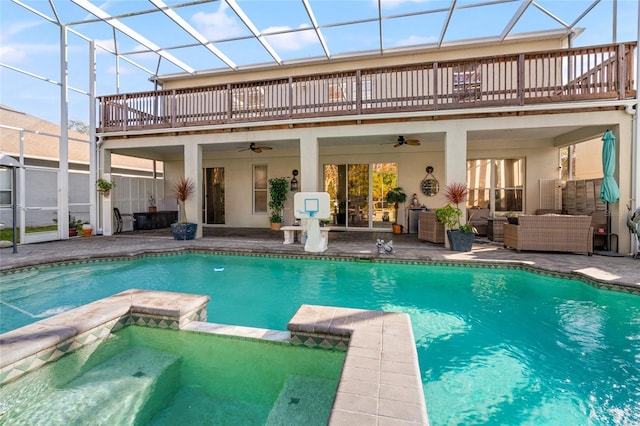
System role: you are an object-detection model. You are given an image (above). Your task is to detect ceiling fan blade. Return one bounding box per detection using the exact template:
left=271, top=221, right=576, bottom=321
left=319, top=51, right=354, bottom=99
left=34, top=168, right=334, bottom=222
left=406, top=139, right=421, bottom=145
left=254, top=147, right=262, bottom=153
left=259, top=146, right=272, bottom=150
left=393, top=142, right=402, bottom=147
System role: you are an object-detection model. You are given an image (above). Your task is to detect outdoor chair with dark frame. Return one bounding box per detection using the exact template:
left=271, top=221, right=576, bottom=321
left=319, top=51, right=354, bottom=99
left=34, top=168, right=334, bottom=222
left=113, top=208, right=136, bottom=234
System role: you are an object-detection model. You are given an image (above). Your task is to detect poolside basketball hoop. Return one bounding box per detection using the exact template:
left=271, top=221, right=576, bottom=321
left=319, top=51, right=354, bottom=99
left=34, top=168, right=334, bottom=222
left=294, top=192, right=331, bottom=253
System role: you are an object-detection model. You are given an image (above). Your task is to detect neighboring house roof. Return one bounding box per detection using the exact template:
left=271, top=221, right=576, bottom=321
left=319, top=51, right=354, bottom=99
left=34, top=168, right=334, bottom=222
left=0, top=105, right=153, bottom=171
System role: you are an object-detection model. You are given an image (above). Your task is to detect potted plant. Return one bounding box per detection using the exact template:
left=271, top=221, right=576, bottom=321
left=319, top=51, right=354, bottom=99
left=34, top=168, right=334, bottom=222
left=96, top=178, right=115, bottom=196
left=58, top=214, right=83, bottom=237
left=148, top=193, right=157, bottom=212
left=170, top=177, right=197, bottom=240
left=435, top=182, right=476, bottom=251
left=82, top=222, right=93, bottom=237
left=385, top=187, right=407, bottom=234
left=268, top=177, right=289, bottom=231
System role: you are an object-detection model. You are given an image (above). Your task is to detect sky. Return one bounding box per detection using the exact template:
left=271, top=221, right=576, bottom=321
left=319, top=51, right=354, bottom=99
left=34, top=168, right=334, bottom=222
left=0, top=0, right=638, bottom=127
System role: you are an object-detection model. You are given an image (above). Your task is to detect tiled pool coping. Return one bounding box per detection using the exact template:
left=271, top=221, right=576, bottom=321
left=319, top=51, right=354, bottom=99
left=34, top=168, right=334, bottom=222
left=0, top=290, right=429, bottom=425
left=3, top=249, right=637, bottom=295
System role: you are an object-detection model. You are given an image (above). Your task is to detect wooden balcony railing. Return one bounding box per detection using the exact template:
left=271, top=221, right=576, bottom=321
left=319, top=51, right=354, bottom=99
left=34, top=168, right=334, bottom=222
left=97, top=43, right=636, bottom=132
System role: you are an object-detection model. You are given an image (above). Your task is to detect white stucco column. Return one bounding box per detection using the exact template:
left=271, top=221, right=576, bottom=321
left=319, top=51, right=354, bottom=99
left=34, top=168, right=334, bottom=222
left=100, top=149, right=113, bottom=236
left=299, top=133, right=320, bottom=192
left=184, top=143, right=203, bottom=238
left=444, top=127, right=468, bottom=188
left=444, top=127, right=468, bottom=247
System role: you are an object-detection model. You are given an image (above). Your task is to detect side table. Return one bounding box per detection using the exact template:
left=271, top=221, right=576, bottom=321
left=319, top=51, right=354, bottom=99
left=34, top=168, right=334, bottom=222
left=487, top=217, right=508, bottom=242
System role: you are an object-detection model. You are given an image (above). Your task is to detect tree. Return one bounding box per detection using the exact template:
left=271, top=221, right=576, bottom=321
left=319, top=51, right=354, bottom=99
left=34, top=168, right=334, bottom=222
left=68, top=120, right=89, bottom=134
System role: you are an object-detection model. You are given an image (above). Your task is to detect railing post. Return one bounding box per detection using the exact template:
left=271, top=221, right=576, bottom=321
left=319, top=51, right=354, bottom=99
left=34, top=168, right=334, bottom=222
left=433, top=62, right=438, bottom=111
left=122, top=94, right=127, bottom=131
left=355, top=69, right=362, bottom=114
left=227, top=83, right=233, bottom=121
left=517, top=54, right=525, bottom=106
left=616, top=43, right=626, bottom=99
left=288, top=76, right=293, bottom=118
left=170, top=90, right=177, bottom=127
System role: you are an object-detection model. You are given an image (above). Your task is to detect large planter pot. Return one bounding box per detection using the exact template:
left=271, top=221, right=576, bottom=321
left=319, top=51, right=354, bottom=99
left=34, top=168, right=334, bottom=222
left=447, top=229, right=475, bottom=252
left=392, top=223, right=404, bottom=234
left=270, top=222, right=282, bottom=231
left=82, top=224, right=93, bottom=237
left=171, top=222, right=197, bottom=240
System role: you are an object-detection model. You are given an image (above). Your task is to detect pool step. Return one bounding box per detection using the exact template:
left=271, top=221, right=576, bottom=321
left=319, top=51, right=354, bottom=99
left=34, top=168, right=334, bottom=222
left=12, top=346, right=181, bottom=425
left=266, top=375, right=338, bottom=425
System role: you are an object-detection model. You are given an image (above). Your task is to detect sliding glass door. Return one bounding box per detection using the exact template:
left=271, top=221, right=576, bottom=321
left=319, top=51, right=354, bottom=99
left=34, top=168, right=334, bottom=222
left=204, top=167, right=225, bottom=224
left=324, top=162, right=397, bottom=229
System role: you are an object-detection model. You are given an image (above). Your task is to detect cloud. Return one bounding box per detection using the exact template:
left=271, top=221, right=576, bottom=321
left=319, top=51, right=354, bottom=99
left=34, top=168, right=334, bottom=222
left=263, top=25, right=317, bottom=51
left=94, top=39, right=116, bottom=54
left=126, top=44, right=161, bottom=63
left=0, top=20, right=43, bottom=41
left=191, top=2, right=245, bottom=41
left=104, top=64, right=134, bottom=76
left=0, top=46, right=27, bottom=63
left=0, top=20, right=50, bottom=64
left=394, top=34, right=438, bottom=47
left=0, top=42, right=60, bottom=65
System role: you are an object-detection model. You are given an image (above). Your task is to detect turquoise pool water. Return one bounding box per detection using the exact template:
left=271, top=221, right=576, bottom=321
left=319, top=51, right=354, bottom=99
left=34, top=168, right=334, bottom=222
left=0, top=326, right=344, bottom=425
left=1, top=254, right=639, bottom=425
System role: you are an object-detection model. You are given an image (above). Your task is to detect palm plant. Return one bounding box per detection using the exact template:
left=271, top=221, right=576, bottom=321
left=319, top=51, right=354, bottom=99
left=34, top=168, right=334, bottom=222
left=173, top=177, right=194, bottom=223
left=384, top=187, right=407, bottom=224
left=436, top=182, right=474, bottom=233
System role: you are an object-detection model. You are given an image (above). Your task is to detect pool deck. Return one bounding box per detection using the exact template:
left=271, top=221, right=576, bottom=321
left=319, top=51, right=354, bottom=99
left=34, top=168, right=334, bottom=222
left=1, top=227, right=638, bottom=291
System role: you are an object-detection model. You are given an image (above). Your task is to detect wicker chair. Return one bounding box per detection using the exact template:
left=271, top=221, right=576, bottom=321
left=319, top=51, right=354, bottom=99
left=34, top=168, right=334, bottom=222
left=503, top=214, right=593, bottom=255
left=418, top=211, right=445, bottom=244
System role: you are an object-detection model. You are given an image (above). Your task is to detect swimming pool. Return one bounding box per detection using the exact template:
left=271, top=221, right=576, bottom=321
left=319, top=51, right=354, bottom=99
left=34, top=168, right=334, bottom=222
left=0, top=325, right=345, bottom=424
left=1, top=253, right=639, bottom=425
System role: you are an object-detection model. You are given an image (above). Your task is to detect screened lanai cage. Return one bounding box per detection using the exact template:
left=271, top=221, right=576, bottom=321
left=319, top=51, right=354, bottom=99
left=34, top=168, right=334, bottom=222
left=1, top=0, right=638, bottom=244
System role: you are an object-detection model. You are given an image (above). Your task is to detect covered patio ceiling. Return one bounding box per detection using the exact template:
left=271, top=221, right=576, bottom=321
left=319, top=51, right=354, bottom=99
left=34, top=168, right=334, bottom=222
left=107, top=124, right=607, bottom=159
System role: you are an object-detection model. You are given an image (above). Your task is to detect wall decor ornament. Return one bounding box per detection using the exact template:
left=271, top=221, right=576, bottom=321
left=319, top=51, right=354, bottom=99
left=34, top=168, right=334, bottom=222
left=420, top=166, right=439, bottom=196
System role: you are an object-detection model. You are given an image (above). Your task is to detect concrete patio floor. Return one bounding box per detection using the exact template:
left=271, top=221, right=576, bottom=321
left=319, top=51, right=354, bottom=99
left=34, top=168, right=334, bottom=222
left=1, top=228, right=638, bottom=292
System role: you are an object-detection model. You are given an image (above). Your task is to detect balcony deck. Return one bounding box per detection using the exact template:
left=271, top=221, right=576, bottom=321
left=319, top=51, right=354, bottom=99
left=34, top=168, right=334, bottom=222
left=98, top=43, right=636, bottom=134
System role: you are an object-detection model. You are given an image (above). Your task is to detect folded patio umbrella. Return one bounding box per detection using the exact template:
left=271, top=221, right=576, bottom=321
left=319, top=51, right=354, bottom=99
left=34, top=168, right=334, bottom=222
left=598, top=130, right=621, bottom=256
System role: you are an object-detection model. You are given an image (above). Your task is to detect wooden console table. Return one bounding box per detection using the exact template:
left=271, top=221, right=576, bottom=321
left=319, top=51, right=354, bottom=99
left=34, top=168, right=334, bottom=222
left=133, top=211, right=178, bottom=230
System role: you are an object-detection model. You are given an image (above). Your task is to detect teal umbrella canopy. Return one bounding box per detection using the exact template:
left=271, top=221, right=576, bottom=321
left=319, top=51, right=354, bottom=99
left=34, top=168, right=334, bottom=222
left=599, top=130, right=620, bottom=204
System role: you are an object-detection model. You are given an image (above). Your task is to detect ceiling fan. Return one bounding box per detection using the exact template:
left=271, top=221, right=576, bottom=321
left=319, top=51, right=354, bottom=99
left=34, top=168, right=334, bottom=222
left=239, top=142, right=272, bottom=153
left=393, top=135, right=421, bottom=147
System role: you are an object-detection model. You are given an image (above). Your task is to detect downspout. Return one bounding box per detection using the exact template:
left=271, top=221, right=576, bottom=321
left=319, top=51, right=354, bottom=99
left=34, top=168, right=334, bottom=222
left=96, top=136, right=103, bottom=235
left=633, top=6, right=640, bottom=212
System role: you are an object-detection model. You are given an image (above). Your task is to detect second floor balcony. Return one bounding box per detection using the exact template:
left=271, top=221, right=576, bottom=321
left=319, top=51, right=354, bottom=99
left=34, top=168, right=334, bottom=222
left=97, top=42, right=636, bottom=133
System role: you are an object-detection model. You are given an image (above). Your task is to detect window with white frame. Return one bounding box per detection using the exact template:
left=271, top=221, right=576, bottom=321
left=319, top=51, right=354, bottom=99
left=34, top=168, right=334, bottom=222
left=467, top=158, right=524, bottom=213
left=253, top=164, right=267, bottom=214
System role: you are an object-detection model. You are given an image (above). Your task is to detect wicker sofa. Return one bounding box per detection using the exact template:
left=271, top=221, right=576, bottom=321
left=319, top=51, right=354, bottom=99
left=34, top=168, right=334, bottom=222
left=503, top=214, right=593, bottom=255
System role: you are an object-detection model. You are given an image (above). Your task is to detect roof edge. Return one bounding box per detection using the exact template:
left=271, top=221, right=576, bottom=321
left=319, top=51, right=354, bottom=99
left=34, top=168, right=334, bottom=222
left=152, top=28, right=584, bottom=84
